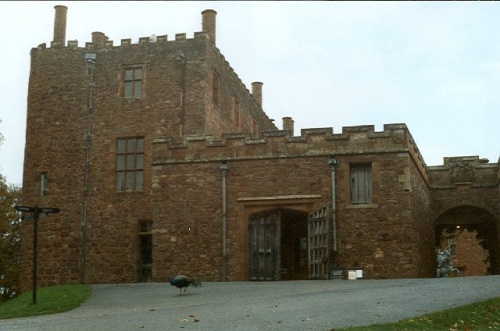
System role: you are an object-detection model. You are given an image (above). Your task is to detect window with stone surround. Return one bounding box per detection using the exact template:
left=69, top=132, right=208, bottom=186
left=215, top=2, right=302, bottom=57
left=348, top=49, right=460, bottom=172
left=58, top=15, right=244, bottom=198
left=350, top=164, right=372, bottom=204
left=116, top=137, right=144, bottom=191
left=122, top=67, right=143, bottom=99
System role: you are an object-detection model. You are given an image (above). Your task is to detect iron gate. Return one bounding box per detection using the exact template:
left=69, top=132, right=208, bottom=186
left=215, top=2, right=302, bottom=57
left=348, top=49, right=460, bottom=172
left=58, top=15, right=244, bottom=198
left=308, top=205, right=330, bottom=279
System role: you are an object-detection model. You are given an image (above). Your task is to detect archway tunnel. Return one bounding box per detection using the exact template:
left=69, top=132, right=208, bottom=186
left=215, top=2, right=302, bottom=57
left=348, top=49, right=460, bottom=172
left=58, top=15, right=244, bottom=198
left=435, top=206, right=499, bottom=276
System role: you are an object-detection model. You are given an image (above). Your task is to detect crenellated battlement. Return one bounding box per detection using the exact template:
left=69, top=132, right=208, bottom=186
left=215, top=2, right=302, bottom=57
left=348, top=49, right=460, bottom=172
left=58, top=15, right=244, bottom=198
left=42, top=5, right=217, bottom=52
left=36, top=6, right=259, bottom=112
left=36, top=31, right=210, bottom=51
left=428, top=156, right=499, bottom=189
left=153, top=123, right=427, bottom=171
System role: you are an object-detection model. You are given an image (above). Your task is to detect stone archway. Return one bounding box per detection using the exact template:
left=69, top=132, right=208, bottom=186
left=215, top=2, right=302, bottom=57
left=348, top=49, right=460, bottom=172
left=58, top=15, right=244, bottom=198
left=435, top=206, right=499, bottom=276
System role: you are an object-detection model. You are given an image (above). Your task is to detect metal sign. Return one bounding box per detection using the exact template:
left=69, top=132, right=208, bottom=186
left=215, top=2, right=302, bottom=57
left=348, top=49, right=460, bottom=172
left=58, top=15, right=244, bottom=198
left=15, top=206, right=60, bottom=214
left=13, top=205, right=60, bottom=304
left=40, top=208, right=61, bottom=214
left=15, top=205, right=36, bottom=212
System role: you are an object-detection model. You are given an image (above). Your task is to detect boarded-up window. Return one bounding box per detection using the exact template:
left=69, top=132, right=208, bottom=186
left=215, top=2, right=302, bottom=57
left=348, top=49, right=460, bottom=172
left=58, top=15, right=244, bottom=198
left=350, top=164, right=372, bottom=204
left=116, top=137, right=144, bottom=191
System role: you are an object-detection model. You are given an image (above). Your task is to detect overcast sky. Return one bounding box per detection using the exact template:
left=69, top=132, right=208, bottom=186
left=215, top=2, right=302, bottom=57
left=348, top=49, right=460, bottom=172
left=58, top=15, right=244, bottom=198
left=1, top=1, right=499, bottom=186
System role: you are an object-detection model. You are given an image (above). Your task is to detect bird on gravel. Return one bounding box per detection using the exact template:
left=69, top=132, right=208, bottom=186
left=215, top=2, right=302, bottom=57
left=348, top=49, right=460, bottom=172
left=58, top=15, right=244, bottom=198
left=169, top=275, right=202, bottom=295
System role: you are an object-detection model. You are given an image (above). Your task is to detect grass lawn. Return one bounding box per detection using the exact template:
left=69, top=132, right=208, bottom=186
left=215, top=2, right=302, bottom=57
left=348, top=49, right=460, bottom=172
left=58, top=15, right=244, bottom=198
left=338, top=296, right=500, bottom=331
left=0, top=284, right=91, bottom=320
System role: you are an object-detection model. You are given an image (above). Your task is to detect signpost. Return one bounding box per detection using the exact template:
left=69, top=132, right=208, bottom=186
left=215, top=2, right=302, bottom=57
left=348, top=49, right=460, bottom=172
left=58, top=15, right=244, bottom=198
left=15, top=205, right=60, bottom=304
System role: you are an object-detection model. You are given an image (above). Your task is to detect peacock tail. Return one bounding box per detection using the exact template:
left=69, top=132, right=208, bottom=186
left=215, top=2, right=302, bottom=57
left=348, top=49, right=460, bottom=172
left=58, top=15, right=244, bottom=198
left=191, top=278, right=202, bottom=287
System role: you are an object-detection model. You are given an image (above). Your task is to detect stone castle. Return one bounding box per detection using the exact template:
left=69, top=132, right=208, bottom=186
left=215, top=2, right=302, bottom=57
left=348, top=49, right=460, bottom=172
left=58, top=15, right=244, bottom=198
left=19, top=6, right=499, bottom=291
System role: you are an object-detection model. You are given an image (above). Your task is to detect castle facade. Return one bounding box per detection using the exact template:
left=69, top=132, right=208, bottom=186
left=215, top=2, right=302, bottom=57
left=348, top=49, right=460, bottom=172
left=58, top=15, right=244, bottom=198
left=19, top=6, right=499, bottom=291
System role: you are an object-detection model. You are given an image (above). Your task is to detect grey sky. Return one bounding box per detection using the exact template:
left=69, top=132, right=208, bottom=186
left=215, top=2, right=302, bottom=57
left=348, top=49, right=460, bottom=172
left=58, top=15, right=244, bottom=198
left=0, top=1, right=499, bottom=185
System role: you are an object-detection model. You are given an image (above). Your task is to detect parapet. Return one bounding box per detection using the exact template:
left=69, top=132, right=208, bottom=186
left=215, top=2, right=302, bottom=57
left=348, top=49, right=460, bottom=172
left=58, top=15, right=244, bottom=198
left=153, top=123, right=426, bottom=172
left=428, top=156, right=499, bottom=189
left=39, top=6, right=215, bottom=51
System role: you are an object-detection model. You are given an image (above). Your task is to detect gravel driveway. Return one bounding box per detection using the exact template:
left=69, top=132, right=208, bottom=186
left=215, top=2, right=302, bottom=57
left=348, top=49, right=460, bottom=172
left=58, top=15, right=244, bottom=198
left=2, top=276, right=499, bottom=331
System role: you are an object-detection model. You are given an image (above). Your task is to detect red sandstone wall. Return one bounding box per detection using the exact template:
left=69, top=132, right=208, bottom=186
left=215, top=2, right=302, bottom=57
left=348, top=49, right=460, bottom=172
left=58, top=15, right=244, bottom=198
left=21, top=30, right=277, bottom=290
left=453, top=229, right=489, bottom=276
left=152, top=125, right=434, bottom=280
left=20, top=9, right=498, bottom=290
left=336, top=152, right=433, bottom=278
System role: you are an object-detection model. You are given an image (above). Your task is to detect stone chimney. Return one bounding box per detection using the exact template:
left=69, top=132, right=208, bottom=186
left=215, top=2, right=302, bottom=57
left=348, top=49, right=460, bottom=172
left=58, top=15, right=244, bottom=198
left=283, top=117, right=294, bottom=135
left=92, top=32, right=109, bottom=48
left=53, top=5, right=68, bottom=45
left=252, top=82, right=263, bottom=108
left=202, top=9, right=217, bottom=44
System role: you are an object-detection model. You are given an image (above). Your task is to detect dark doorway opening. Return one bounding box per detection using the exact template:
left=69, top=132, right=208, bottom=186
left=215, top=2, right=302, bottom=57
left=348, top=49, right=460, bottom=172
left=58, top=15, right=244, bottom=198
left=139, top=221, right=153, bottom=282
left=280, top=209, right=308, bottom=280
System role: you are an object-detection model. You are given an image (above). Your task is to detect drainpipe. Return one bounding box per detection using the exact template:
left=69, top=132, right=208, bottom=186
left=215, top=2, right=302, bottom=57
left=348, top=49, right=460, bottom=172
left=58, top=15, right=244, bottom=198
left=328, top=156, right=338, bottom=268
left=80, top=52, right=96, bottom=284
left=220, top=162, right=229, bottom=281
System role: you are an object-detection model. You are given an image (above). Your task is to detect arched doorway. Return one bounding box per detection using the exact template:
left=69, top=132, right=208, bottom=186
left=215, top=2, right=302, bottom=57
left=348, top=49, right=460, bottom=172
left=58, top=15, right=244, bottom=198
left=435, top=206, right=499, bottom=276
left=248, top=208, right=308, bottom=281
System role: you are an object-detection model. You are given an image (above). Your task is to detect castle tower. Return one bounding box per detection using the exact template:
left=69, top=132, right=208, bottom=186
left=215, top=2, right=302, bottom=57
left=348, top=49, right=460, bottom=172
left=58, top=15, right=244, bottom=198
left=19, top=6, right=277, bottom=291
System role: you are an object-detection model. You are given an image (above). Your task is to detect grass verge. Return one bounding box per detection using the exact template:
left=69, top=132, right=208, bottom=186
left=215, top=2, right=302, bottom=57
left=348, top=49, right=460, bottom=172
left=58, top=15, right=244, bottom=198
left=0, top=284, right=91, bottom=320
left=338, top=296, right=500, bottom=331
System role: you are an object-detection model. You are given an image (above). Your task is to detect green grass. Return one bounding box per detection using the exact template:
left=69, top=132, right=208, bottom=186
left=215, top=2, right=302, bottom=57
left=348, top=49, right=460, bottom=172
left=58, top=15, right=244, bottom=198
left=0, top=284, right=91, bottom=320
left=338, top=296, right=500, bottom=331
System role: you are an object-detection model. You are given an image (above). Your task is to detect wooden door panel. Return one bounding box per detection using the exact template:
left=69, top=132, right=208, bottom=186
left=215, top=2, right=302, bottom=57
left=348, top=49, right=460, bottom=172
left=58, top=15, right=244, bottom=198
left=249, top=210, right=281, bottom=280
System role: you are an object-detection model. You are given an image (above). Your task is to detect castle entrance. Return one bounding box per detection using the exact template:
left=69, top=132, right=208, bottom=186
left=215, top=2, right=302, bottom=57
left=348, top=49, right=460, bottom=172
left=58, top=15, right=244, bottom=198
left=435, top=206, right=499, bottom=276
left=249, top=208, right=308, bottom=281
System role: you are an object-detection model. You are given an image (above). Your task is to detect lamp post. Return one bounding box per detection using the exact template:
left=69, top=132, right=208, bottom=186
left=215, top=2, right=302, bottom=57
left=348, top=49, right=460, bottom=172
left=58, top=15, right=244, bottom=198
left=15, top=205, right=60, bottom=303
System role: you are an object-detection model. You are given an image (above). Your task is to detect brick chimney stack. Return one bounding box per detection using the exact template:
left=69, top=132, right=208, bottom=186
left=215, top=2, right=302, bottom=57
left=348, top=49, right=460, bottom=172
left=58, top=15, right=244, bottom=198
left=202, top=9, right=217, bottom=44
left=283, top=117, right=294, bottom=135
left=53, top=5, right=68, bottom=45
left=252, top=82, right=263, bottom=108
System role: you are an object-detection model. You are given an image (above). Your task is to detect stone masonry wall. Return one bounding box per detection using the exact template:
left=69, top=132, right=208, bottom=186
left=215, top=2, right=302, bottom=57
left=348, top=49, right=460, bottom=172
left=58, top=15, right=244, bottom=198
left=21, top=29, right=276, bottom=291
left=20, top=7, right=498, bottom=291
left=152, top=124, right=435, bottom=279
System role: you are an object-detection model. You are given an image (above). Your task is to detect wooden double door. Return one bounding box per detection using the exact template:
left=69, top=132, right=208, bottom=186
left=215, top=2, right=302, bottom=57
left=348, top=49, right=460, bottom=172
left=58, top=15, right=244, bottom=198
left=249, top=207, right=329, bottom=281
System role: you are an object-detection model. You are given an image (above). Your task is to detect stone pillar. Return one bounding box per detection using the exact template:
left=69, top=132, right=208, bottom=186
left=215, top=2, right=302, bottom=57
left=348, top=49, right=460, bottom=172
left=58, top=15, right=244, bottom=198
left=53, top=5, right=68, bottom=45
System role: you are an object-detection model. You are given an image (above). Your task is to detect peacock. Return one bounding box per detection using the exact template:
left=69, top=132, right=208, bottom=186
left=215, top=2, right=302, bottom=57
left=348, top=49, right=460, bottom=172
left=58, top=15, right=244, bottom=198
left=169, top=275, right=202, bottom=295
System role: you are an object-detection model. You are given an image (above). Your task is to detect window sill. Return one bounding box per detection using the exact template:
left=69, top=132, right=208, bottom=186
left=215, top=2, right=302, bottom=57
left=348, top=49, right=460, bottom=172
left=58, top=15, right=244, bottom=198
left=114, top=190, right=144, bottom=197
left=346, top=204, right=378, bottom=209
left=121, top=97, right=143, bottom=105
